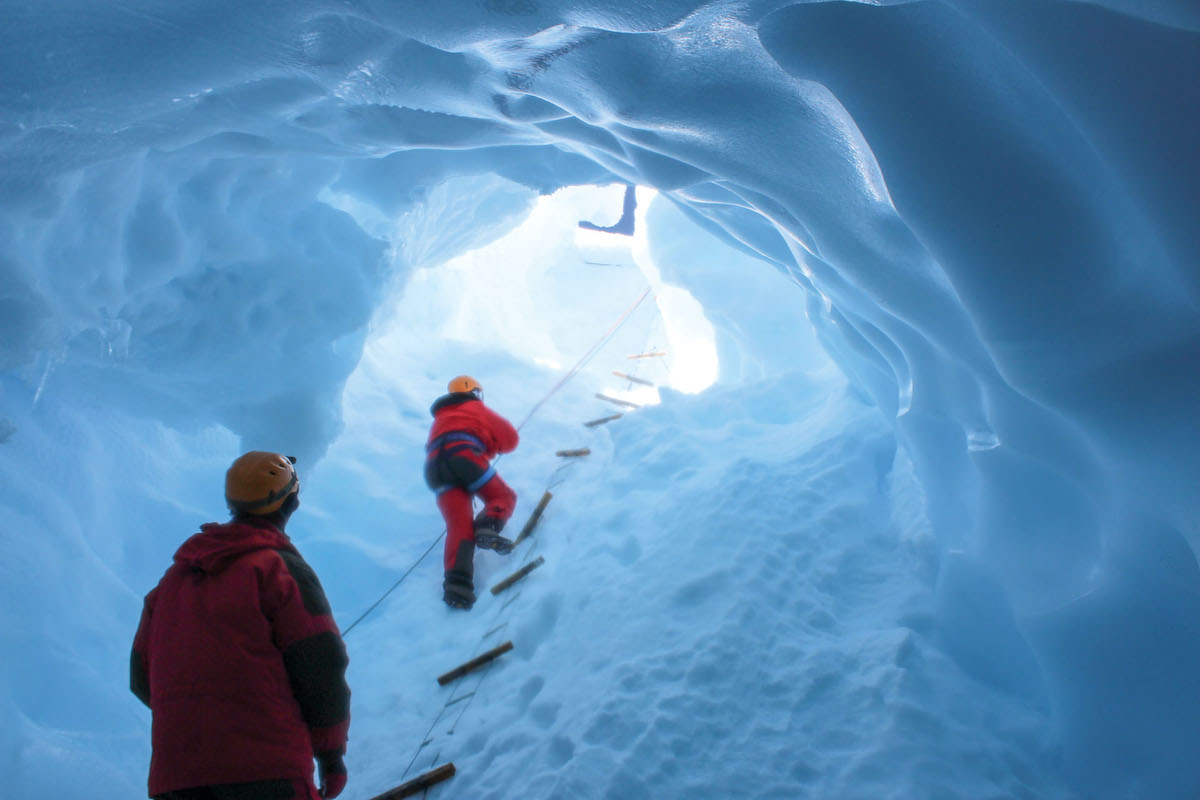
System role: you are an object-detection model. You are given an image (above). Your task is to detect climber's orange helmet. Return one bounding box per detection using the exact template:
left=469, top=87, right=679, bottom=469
left=448, top=375, right=483, bottom=399
left=225, top=451, right=299, bottom=516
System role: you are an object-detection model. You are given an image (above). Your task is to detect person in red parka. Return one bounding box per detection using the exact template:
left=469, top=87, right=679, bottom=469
left=425, top=375, right=520, bottom=609
left=130, top=451, right=351, bottom=800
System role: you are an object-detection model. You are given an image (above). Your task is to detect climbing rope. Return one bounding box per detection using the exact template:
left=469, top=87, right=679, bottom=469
left=622, top=297, right=662, bottom=390
left=341, top=531, right=444, bottom=637
left=514, top=286, right=652, bottom=432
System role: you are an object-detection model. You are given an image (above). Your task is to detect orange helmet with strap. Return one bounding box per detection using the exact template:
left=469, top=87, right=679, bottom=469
left=448, top=375, right=483, bottom=397
left=225, top=451, right=299, bottom=516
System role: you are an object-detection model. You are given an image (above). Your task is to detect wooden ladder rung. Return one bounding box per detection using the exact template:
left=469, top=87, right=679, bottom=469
left=491, top=556, right=545, bottom=595
left=627, top=351, right=667, bottom=360
left=596, top=393, right=641, bottom=410
left=612, top=370, right=654, bottom=387
left=556, top=448, right=591, bottom=458
left=437, top=641, right=513, bottom=686
left=512, top=491, right=552, bottom=547
left=584, top=413, right=623, bottom=428
left=368, top=763, right=456, bottom=800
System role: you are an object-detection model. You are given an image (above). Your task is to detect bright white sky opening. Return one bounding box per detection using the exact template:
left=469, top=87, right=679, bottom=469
left=384, top=182, right=718, bottom=407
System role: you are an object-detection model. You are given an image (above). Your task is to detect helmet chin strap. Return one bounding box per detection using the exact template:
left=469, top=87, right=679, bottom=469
left=234, top=490, right=300, bottom=531
left=276, top=491, right=300, bottom=530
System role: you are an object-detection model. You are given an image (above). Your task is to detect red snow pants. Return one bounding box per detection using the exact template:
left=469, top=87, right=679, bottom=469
left=436, top=474, right=517, bottom=573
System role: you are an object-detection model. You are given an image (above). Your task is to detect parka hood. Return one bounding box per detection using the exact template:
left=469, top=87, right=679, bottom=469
left=173, top=521, right=296, bottom=575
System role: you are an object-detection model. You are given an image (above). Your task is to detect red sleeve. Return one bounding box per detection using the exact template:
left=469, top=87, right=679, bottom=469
left=261, top=550, right=351, bottom=757
left=130, top=588, right=157, bottom=707
left=481, top=405, right=519, bottom=454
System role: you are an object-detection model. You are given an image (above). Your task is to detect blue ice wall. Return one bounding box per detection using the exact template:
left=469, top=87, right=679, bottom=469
left=2, top=2, right=1198, bottom=797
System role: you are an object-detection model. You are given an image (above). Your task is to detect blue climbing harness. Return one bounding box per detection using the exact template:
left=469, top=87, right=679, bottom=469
left=426, top=432, right=496, bottom=493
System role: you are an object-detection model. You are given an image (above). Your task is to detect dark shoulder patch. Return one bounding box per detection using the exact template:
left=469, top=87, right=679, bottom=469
left=283, top=630, right=351, bottom=728
left=130, top=650, right=151, bottom=707
left=275, top=549, right=333, bottom=616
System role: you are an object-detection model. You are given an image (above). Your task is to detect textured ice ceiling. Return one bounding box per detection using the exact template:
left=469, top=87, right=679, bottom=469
left=2, top=1, right=1199, bottom=797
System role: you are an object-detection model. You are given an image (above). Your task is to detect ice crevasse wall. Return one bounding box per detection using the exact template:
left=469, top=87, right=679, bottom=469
left=1, top=1, right=1199, bottom=797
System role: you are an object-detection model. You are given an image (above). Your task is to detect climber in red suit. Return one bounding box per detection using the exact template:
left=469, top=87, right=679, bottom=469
left=425, top=375, right=519, bottom=609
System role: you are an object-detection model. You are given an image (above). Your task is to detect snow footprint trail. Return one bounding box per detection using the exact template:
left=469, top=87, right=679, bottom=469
left=348, top=379, right=1072, bottom=800
left=414, top=384, right=1075, bottom=800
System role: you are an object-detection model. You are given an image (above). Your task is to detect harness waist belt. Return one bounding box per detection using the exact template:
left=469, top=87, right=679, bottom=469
left=426, top=431, right=486, bottom=454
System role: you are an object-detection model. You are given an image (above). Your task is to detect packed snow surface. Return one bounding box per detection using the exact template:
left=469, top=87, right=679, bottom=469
left=2, top=2, right=1198, bottom=799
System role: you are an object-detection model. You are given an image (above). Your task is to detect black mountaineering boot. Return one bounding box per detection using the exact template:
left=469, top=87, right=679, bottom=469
left=473, top=515, right=515, bottom=555
left=443, top=570, right=475, bottom=610
left=443, top=539, right=476, bottom=609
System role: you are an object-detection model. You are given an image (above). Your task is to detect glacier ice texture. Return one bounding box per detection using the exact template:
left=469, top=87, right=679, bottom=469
left=1, top=2, right=1198, bottom=799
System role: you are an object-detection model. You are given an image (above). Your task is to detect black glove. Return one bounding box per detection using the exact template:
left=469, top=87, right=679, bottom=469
left=317, top=752, right=347, bottom=799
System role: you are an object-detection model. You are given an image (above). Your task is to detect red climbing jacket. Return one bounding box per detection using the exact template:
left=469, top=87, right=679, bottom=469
left=130, top=521, right=350, bottom=797
left=426, top=392, right=519, bottom=459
